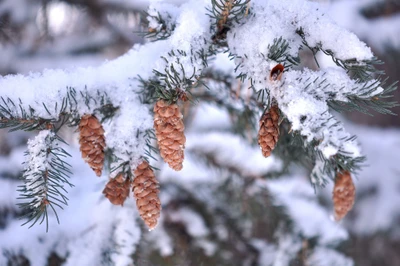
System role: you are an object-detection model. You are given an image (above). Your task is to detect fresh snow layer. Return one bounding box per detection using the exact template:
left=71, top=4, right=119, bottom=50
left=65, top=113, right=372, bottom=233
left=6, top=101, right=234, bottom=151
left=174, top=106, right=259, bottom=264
left=0, top=0, right=378, bottom=169
left=226, top=0, right=378, bottom=162
left=0, top=0, right=211, bottom=167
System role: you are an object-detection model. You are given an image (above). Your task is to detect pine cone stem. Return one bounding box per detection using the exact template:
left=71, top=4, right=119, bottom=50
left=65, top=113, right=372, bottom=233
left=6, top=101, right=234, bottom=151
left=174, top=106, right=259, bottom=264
left=79, top=114, right=106, bottom=176
left=258, top=105, right=280, bottom=157
left=133, top=161, right=161, bottom=230
left=154, top=100, right=185, bottom=171
left=333, top=170, right=355, bottom=221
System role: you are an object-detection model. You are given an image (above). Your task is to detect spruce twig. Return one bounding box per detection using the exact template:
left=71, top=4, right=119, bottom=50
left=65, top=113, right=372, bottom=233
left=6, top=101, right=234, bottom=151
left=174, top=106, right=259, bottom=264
left=17, top=131, right=73, bottom=231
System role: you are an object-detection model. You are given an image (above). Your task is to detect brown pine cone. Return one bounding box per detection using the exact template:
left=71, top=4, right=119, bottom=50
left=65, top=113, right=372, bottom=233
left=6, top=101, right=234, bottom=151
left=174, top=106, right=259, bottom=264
left=103, top=174, right=131, bottom=206
left=258, top=105, right=280, bottom=157
left=133, top=161, right=161, bottom=230
left=153, top=100, right=185, bottom=171
left=79, top=114, right=106, bottom=176
left=333, top=170, right=355, bottom=221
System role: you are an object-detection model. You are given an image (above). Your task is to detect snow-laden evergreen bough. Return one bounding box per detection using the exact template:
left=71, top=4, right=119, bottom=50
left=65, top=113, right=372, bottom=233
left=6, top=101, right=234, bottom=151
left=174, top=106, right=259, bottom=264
left=0, top=0, right=397, bottom=234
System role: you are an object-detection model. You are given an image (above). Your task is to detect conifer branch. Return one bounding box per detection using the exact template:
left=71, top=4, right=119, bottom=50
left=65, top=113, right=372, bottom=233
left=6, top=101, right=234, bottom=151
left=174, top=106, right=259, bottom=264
left=275, top=121, right=365, bottom=187
left=0, top=0, right=397, bottom=235
left=296, top=27, right=384, bottom=81
left=208, top=0, right=250, bottom=42
left=266, top=38, right=301, bottom=70
left=17, top=130, right=73, bottom=231
left=328, top=80, right=398, bottom=115
left=141, top=9, right=175, bottom=41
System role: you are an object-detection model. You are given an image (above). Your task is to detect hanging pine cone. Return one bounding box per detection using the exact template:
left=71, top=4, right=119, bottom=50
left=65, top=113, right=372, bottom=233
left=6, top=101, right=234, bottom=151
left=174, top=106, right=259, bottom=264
left=103, top=173, right=131, bottom=206
left=79, top=114, right=106, bottom=176
left=258, top=105, right=280, bottom=157
left=133, top=161, right=161, bottom=230
left=333, top=170, right=355, bottom=221
left=154, top=100, right=185, bottom=171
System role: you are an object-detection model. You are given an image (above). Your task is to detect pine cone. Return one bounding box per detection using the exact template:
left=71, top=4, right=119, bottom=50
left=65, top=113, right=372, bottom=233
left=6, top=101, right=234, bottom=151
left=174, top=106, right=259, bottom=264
left=103, top=174, right=131, bottom=206
left=333, top=170, right=355, bottom=221
left=133, top=161, right=161, bottom=230
left=79, top=114, right=106, bottom=176
left=258, top=105, right=280, bottom=157
left=154, top=100, right=185, bottom=171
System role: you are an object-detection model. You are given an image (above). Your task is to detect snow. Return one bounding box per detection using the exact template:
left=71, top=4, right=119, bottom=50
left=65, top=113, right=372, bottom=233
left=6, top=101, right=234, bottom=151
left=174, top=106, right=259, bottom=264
left=0, top=0, right=376, bottom=170
left=111, top=206, right=141, bottom=266
left=169, top=207, right=209, bottom=237
left=0, top=0, right=398, bottom=265
left=308, top=247, right=354, bottom=266
left=145, top=215, right=174, bottom=256
left=159, top=102, right=283, bottom=184
left=328, top=0, right=400, bottom=52
left=211, top=53, right=236, bottom=74
left=0, top=179, right=19, bottom=209
left=188, top=103, right=232, bottom=131
left=168, top=206, right=217, bottom=255
left=262, top=175, right=349, bottom=245
left=147, top=2, right=180, bottom=32
left=0, top=147, right=143, bottom=266
left=187, top=132, right=282, bottom=176
left=274, top=78, right=360, bottom=159
left=272, top=233, right=302, bottom=266
left=1, top=41, right=165, bottom=170
left=225, top=0, right=380, bottom=164
left=23, top=130, right=54, bottom=208
left=320, top=123, right=400, bottom=236
left=103, top=103, right=153, bottom=169
left=0, top=41, right=165, bottom=118
left=251, top=239, right=276, bottom=265
left=0, top=0, right=214, bottom=169
left=228, top=0, right=374, bottom=74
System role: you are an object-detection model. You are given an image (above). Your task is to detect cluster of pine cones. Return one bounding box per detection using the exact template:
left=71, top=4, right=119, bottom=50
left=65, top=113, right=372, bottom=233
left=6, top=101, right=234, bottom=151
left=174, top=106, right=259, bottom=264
left=258, top=64, right=355, bottom=221
left=77, top=64, right=355, bottom=230
left=78, top=99, right=185, bottom=230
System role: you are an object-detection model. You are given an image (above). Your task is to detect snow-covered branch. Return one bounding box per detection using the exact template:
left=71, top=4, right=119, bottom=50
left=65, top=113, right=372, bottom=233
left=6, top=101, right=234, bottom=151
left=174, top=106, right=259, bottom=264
left=0, top=0, right=397, bottom=244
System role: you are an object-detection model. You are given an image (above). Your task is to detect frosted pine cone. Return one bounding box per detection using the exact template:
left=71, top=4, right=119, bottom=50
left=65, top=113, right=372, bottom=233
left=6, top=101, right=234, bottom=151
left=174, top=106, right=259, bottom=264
left=133, top=161, right=161, bottom=230
left=154, top=100, right=185, bottom=171
left=258, top=105, right=280, bottom=157
left=103, top=174, right=131, bottom=206
left=333, top=170, right=355, bottom=221
left=79, top=114, right=106, bottom=176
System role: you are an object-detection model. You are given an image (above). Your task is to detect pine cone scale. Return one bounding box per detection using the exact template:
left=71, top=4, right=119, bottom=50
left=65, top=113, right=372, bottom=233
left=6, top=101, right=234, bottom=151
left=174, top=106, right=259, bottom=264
left=133, top=161, right=161, bottom=230
left=103, top=174, right=131, bottom=206
left=333, top=170, right=355, bottom=221
left=79, top=114, right=106, bottom=177
left=258, top=105, right=280, bottom=158
left=154, top=100, right=186, bottom=171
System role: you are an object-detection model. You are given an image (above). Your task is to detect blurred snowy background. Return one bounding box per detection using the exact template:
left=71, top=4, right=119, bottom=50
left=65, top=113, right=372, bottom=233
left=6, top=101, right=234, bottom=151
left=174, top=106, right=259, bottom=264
left=0, top=0, right=399, bottom=265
